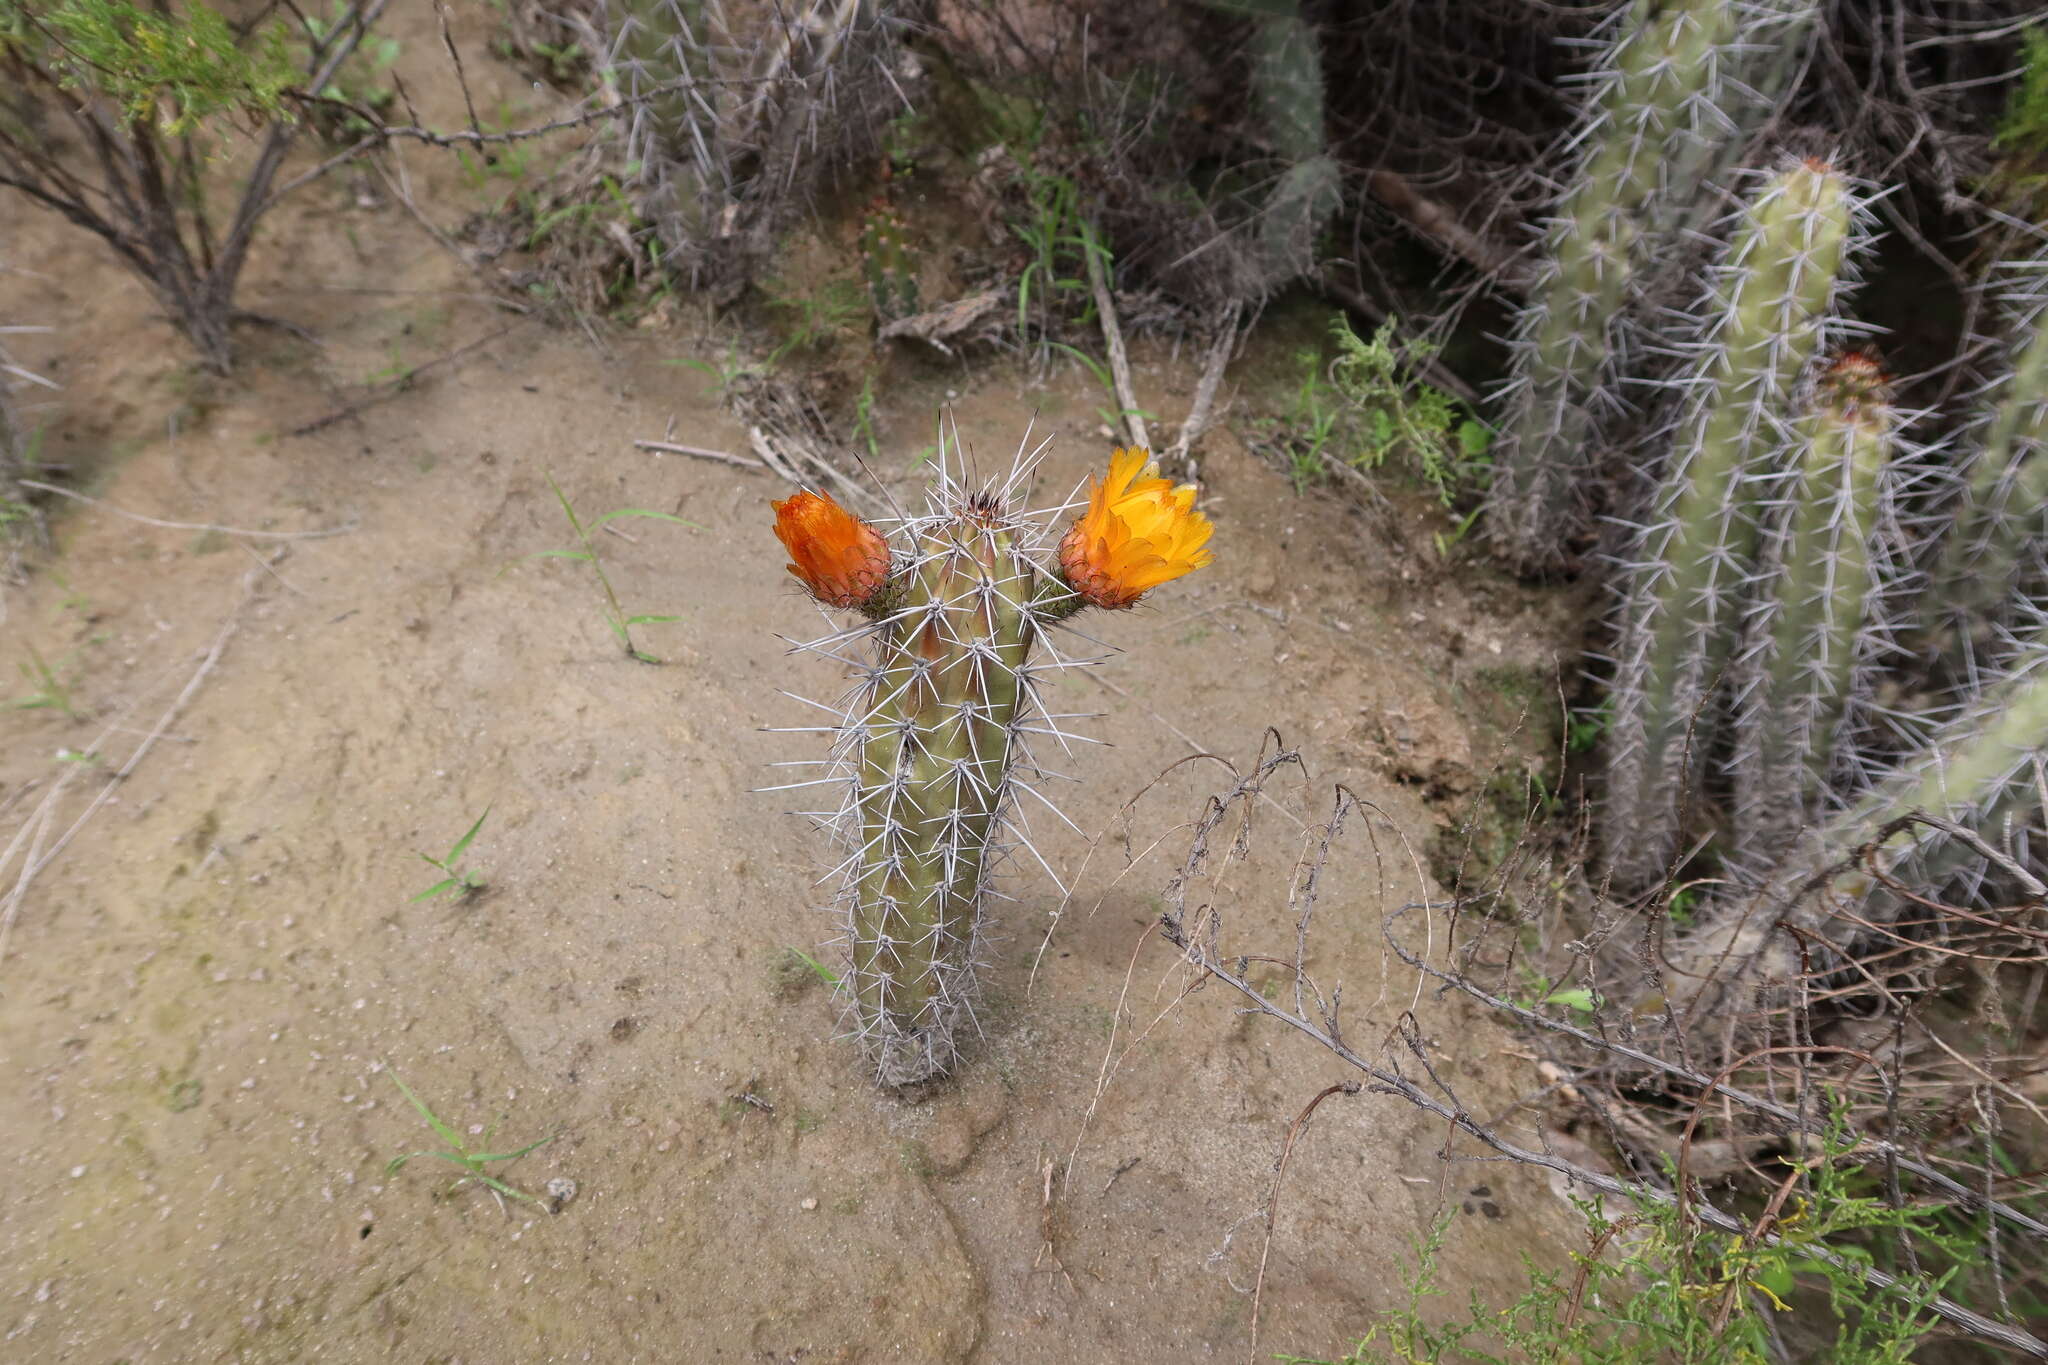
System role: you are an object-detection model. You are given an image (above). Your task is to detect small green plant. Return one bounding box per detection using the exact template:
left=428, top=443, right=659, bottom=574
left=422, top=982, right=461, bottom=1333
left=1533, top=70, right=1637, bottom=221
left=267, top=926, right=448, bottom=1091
left=1325, top=316, right=1480, bottom=507
left=853, top=373, right=881, bottom=461
left=1566, top=698, right=1611, bottom=755
left=1050, top=340, right=1159, bottom=436
left=1004, top=150, right=1094, bottom=354
left=1267, top=316, right=1482, bottom=504
left=785, top=945, right=840, bottom=989
left=538, top=474, right=697, bottom=664
left=410, top=807, right=490, bottom=902
left=1290, top=1116, right=1971, bottom=1364
left=383, top=1067, right=554, bottom=1209
left=10, top=640, right=78, bottom=719
left=762, top=277, right=867, bottom=363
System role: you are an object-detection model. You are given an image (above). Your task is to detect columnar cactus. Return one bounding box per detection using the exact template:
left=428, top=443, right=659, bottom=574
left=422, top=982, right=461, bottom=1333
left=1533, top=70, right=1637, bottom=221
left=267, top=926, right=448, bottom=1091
left=1730, top=350, right=1915, bottom=868
left=1487, top=0, right=1820, bottom=574
left=603, top=0, right=729, bottom=286
left=1245, top=1, right=1339, bottom=287
left=771, top=441, right=1213, bottom=1086
left=1602, top=158, right=1868, bottom=892
left=1671, top=621, right=2048, bottom=1009
left=1929, top=246, right=2048, bottom=666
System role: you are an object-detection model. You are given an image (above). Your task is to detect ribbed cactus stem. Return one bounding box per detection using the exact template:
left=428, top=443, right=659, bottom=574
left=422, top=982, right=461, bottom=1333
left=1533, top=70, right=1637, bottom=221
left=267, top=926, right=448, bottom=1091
left=1930, top=250, right=2048, bottom=655
left=1246, top=3, right=1339, bottom=285
left=776, top=439, right=1211, bottom=1087
left=850, top=512, right=1039, bottom=1085
left=604, top=0, right=726, bottom=282
left=1490, top=0, right=1729, bottom=571
left=1603, top=159, right=1861, bottom=891
left=1732, top=351, right=1898, bottom=867
left=859, top=202, right=919, bottom=322
left=1672, top=627, right=2048, bottom=1008
left=1488, top=0, right=1820, bottom=573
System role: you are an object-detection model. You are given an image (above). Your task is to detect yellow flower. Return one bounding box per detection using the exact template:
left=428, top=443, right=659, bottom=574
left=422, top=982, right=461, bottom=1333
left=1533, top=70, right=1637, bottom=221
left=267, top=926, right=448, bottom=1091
left=772, top=489, right=892, bottom=609
left=1057, top=448, right=1214, bottom=610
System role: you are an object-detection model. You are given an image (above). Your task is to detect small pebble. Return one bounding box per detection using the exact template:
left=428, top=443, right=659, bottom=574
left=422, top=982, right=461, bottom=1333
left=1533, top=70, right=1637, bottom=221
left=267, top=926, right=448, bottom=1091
left=69, top=1166, right=86, bottom=1179
left=800, top=1197, right=818, bottom=1212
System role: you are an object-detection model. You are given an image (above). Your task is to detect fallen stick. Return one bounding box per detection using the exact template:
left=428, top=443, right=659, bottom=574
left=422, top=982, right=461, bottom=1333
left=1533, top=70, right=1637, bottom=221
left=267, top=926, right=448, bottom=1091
left=19, top=481, right=357, bottom=541
left=1366, top=169, right=1534, bottom=291
left=1166, top=302, right=1241, bottom=470
left=0, top=568, right=254, bottom=966
left=287, top=322, right=521, bottom=437
left=1083, top=226, right=1151, bottom=453
left=634, top=439, right=764, bottom=470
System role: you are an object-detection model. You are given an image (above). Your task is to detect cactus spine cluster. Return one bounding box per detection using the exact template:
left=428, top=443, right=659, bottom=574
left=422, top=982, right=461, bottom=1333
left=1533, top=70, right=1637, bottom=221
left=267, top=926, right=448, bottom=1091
left=1603, top=159, right=1866, bottom=891
left=772, top=439, right=1211, bottom=1086
left=1488, top=0, right=1821, bottom=574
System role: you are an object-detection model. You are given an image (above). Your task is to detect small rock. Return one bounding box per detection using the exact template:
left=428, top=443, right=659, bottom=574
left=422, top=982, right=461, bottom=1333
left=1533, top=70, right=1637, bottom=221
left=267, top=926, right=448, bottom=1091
left=545, top=1177, right=578, bottom=1213
left=800, top=1197, right=818, bottom=1211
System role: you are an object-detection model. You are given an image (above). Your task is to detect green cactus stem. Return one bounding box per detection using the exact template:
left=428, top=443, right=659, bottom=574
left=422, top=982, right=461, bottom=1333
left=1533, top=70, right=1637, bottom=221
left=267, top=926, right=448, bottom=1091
left=1602, top=158, right=1862, bottom=893
left=1487, top=0, right=1820, bottom=574
left=1928, top=248, right=2048, bottom=661
left=859, top=201, right=920, bottom=323
left=1731, top=349, right=1903, bottom=868
left=773, top=436, right=1213, bottom=1086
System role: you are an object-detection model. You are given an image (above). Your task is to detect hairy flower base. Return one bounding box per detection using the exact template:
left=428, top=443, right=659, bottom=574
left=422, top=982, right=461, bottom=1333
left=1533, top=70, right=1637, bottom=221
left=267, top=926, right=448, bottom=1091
left=772, top=490, right=892, bottom=610
left=1057, top=447, right=1214, bottom=610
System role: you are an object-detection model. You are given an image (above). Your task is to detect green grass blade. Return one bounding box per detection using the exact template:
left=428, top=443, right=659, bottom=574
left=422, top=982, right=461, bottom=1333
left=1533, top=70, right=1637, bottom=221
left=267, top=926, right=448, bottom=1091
left=590, top=508, right=701, bottom=528
left=410, top=877, right=458, bottom=903
left=386, top=1068, right=465, bottom=1150
left=624, top=614, right=680, bottom=625
left=446, top=807, right=490, bottom=863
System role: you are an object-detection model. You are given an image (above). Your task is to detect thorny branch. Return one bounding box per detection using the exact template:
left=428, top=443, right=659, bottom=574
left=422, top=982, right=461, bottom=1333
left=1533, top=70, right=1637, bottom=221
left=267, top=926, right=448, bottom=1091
left=1151, top=756, right=2048, bottom=1360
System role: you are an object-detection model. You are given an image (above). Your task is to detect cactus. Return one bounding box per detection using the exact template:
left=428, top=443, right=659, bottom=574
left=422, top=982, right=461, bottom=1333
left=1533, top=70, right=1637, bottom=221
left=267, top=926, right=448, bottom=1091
left=1927, top=247, right=2048, bottom=668
left=858, top=200, right=920, bottom=323
left=602, top=0, right=901, bottom=295
left=1601, top=158, right=1867, bottom=892
left=1670, top=621, right=2048, bottom=1010
left=603, top=0, right=730, bottom=286
left=1243, top=2, right=1340, bottom=287
left=1487, top=0, right=1821, bottom=574
left=1729, top=350, right=1918, bottom=869
left=771, top=440, right=1212, bottom=1086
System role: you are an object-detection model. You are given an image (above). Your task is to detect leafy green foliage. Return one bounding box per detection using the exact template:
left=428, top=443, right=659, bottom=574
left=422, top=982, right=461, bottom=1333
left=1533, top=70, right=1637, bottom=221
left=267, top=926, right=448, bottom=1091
left=1268, top=315, right=1486, bottom=506
left=23, top=0, right=294, bottom=133
left=1287, top=1114, right=1972, bottom=1365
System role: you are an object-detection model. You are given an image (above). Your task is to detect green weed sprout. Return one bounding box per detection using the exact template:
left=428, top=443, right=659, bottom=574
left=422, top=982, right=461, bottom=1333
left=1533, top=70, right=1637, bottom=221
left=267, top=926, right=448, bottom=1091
left=539, top=473, right=698, bottom=664
left=411, top=807, right=489, bottom=902
left=10, top=641, right=78, bottom=719
left=383, top=1067, right=554, bottom=1210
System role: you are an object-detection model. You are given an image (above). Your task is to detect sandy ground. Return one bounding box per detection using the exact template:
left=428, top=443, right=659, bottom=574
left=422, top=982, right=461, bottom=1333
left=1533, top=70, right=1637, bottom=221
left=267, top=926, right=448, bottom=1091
left=0, top=11, right=1586, bottom=1362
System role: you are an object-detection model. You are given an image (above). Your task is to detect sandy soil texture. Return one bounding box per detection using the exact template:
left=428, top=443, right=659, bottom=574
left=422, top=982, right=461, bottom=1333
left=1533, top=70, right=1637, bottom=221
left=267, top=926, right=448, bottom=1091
left=0, top=12, right=1584, bottom=1362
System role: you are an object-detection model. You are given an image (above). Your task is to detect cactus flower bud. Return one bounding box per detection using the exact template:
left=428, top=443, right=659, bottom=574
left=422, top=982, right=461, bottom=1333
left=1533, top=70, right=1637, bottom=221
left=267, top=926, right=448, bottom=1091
left=1056, top=448, right=1214, bottom=610
left=772, top=490, right=892, bottom=609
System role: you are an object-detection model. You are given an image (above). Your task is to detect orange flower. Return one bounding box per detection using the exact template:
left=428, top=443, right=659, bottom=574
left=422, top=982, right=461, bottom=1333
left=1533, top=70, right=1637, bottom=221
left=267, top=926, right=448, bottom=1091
left=1057, top=448, right=1214, bottom=610
left=772, top=490, right=892, bottom=609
